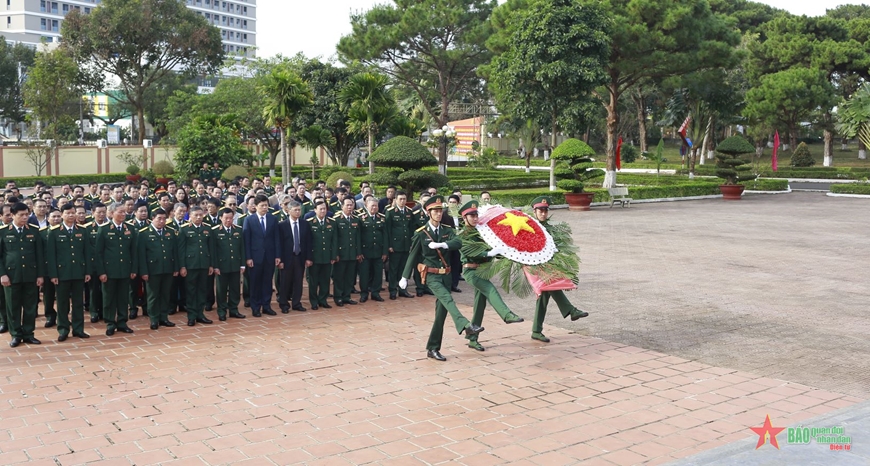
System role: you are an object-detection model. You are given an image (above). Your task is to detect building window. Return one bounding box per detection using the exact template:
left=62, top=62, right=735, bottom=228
left=40, top=1, right=46, bottom=12
left=63, top=4, right=69, bottom=14
left=51, top=19, right=58, bottom=31
left=40, top=18, right=46, bottom=30
left=6, top=16, right=10, bottom=28
left=84, top=7, right=89, bottom=13
left=51, top=2, right=57, bottom=14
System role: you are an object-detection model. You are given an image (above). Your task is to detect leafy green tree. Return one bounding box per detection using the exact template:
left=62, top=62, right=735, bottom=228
left=175, top=115, right=250, bottom=177
left=260, top=65, right=313, bottom=181
left=339, top=72, right=397, bottom=174
left=337, top=0, right=496, bottom=176
left=61, top=0, right=224, bottom=144
left=835, top=83, right=870, bottom=157
left=22, top=47, right=82, bottom=142
left=486, top=0, right=610, bottom=191
left=144, top=72, right=197, bottom=143
left=0, top=39, right=35, bottom=137
left=297, top=125, right=335, bottom=179
left=587, top=0, right=739, bottom=187
left=743, top=68, right=837, bottom=150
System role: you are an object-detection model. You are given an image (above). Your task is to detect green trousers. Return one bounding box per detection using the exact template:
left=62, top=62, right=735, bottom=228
left=43, top=279, right=56, bottom=319
left=56, top=280, right=85, bottom=337
left=129, top=277, right=146, bottom=313
left=185, top=269, right=208, bottom=321
left=308, top=263, right=332, bottom=306
left=332, top=260, right=357, bottom=303
left=533, top=290, right=575, bottom=333
left=358, top=257, right=384, bottom=297
left=464, top=269, right=513, bottom=342
left=89, top=279, right=102, bottom=320
left=216, top=271, right=241, bottom=318
left=145, top=274, right=173, bottom=325
left=387, top=251, right=408, bottom=296
left=5, top=282, right=37, bottom=339
left=425, top=273, right=470, bottom=351
left=102, top=278, right=130, bottom=330
left=0, top=285, right=6, bottom=327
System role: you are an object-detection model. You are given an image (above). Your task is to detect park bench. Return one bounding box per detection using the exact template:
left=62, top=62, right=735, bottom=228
left=608, top=187, right=632, bottom=208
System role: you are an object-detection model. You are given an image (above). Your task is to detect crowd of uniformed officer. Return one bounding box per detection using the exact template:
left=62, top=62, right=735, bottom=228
left=0, top=175, right=587, bottom=358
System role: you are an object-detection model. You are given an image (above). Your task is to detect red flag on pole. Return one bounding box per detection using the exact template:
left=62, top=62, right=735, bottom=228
left=678, top=116, right=692, bottom=147
left=615, top=136, right=623, bottom=170
left=772, top=131, right=779, bottom=172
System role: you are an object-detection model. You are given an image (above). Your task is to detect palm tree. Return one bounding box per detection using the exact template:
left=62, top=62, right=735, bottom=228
left=260, top=65, right=313, bottom=182
left=339, top=72, right=396, bottom=174
left=297, top=125, right=336, bottom=179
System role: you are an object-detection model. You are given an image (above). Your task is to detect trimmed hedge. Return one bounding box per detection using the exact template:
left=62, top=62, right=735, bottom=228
left=740, top=179, right=790, bottom=191
left=830, top=183, right=870, bottom=195
left=680, top=166, right=870, bottom=180
left=488, top=181, right=726, bottom=205
left=1, top=173, right=128, bottom=187
left=451, top=177, right=549, bottom=191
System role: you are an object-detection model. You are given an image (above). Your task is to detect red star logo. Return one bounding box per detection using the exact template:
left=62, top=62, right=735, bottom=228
left=750, top=414, right=785, bottom=449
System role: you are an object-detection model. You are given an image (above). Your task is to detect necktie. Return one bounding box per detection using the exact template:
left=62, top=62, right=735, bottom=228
left=293, top=221, right=300, bottom=254
left=260, top=216, right=265, bottom=232
left=68, top=228, right=73, bottom=235
left=117, top=225, right=122, bottom=232
left=434, top=227, right=439, bottom=237
left=226, top=227, right=231, bottom=235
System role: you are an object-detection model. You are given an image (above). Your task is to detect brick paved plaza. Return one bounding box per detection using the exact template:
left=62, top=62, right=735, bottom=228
left=0, top=192, right=865, bottom=465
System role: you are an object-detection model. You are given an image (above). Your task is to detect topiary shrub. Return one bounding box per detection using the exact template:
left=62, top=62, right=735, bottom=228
left=361, top=170, right=400, bottom=188
left=790, top=142, right=815, bottom=167
left=715, top=135, right=757, bottom=184
left=398, top=170, right=449, bottom=193
left=326, top=170, right=354, bottom=188
left=551, top=138, right=603, bottom=193
left=369, top=136, right=437, bottom=170
left=152, top=160, right=175, bottom=176
left=126, top=164, right=140, bottom=175
left=621, top=144, right=638, bottom=163
left=222, top=165, right=249, bottom=181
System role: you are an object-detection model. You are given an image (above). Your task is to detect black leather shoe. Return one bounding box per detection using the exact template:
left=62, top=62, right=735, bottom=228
left=229, top=313, right=246, bottom=319
left=196, top=317, right=213, bottom=324
left=427, top=350, right=446, bottom=361
left=311, top=305, right=319, bottom=310
left=280, top=308, right=290, bottom=314
left=187, top=320, right=195, bottom=326
left=462, top=324, right=484, bottom=336
left=128, top=310, right=138, bottom=320
left=416, top=292, right=424, bottom=297
left=345, top=299, right=358, bottom=305
left=106, top=328, right=115, bottom=336
left=168, top=308, right=177, bottom=315
left=371, top=295, right=385, bottom=302
left=359, top=295, right=368, bottom=303
left=399, top=291, right=414, bottom=299
left=45, top=317, right=56, bottom=328
left=0, top=325, right=7, bottom=333
left=351, top=288, right=359, bottom=293
left=159, top=320, right=176, bottom=327
left=90, top=316, right=101, bottom=323
left=571, top=309, right=590, bottom=321
left=335, top=301, right=344, bottom=307
left=150, top=323, right=159, bottom=330
left=389, top=294, right=397, bottom=300
left=292, top=306, right=307, bottom=312
left=72, top=332, right=90, bottom=338
left=451, top=287, right=462, bottom=293
left=23, top=337, right=41, bottom=344
left=320, top=303, right=332, bottom=309
left=9, top=337, right=21, bottom=347
left=58, top=334, right=68, bottom=342
left=117, top=327, right=134, bottom=334
left=219, top=315, right=227, bottom=321
left=262, top=308, right=276, bottom=316
left=244, top=301, right=251, bottom=308
left=252, top=311, right=261, bottom=317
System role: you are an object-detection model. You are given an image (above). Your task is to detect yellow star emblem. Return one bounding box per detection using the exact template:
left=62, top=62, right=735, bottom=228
left=497, top=212, right=535, bottom=236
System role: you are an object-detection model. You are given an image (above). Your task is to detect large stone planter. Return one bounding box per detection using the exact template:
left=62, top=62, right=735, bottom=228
left=719, top=184, right=745, bottom=200
left=565, top=192, right=594, bottom=211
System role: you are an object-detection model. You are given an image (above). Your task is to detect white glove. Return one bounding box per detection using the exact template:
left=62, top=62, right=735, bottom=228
left=399, top=277, right=408, bottom=289
left=487, top=246, right=508, bottom=257
left=428, top=241, right=447, bottom=250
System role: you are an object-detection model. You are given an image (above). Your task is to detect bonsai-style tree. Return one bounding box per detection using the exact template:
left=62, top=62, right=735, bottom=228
left=369, top=136, right=447, bottom=193
left=715, top=135, right=757, bottom=184
left=552, top=138, right=604, bottom=193
left=790, top=142, right=815, bottom=167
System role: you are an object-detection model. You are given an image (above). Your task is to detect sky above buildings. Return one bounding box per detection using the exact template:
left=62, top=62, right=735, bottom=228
left=255, top=0, right=866, bottom=61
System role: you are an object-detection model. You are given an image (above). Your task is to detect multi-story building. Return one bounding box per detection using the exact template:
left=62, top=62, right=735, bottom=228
left=0, top=0, right=256, bottom=57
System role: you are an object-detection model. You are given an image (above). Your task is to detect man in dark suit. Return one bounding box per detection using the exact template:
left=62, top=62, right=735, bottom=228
left=277, top=201, right=311, bottom=313
left=243, top=194, right=281, bottom=316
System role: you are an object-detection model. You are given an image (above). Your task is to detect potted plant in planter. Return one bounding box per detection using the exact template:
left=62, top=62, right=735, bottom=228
left=126, top=164, right=141, bottom=182
left=552, top=138, right=604, bottom=211
left=714, top=135, right=756, bottom=200
left=152, top=160, right=175, bottom=185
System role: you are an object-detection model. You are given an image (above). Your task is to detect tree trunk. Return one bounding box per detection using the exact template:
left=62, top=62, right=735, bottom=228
left=438, top=95, right=449, bottom=176
left=823, top=128, right=833, bottom=167
left=549, top=118, right=557, bottom=192
left=688, top=146, right=700, bottom=178
left=633, top=91, right=648, bottom=153
left=438, top=139, right=447, bottom=176
left=859, top=140, right=866, bottom=160
left=368, top=128, right=374, bottom=174
left=789, top=126, right=797, bottom=152
left=280, top=128, right=288, bottom=184
left=136, top=95, right=145, bottom=145
left=603, top=87, right=619, bottom=188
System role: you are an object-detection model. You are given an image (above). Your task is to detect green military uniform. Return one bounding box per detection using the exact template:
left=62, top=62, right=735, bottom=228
left=178, top=222, right=212, bottom=323
left=307, top=216, right=336, bottom=308
left=39, top=226, right=56, bottom=326
left=0, top=223, right=45, bottom=342
left=457, top=201, right=524, bottom=351
left=401, top=196, right=478, bottom=355
left=332, top=211, right=361, bottom=305
left=199, top=167, right=213, bottom=183
left=137, top=224, right=178, bottom=327
left=385, top=204, right=416, bottom=299
left=210, top=223, right=246, bottom=320
left=127, top=218, right=150, bottom=319
left=84, top=221, right=105, bottom=322
left=46, top=223, right=90, bottom=339
left=263, top=185, right=276, bottom=196
left=529, top=196, right=587, bottom=342
left=95, top=221, right=138, bottom=333
left=412, top=207, right=433, bottom=296
left=358, top=210, right=387, bottom=302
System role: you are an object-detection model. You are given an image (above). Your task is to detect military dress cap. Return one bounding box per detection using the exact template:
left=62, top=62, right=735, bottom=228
left=460, top=200, right=479, bottom=216
left=424, top=195, right=445, bottom=211
left=531, top=196, right=553, bottom=209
